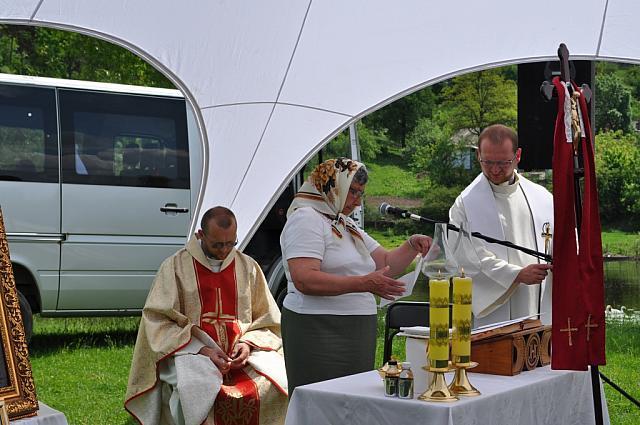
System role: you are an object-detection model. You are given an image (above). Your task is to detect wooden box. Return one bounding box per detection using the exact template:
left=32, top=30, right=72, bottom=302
left=470, top=320, right=552, bottom=376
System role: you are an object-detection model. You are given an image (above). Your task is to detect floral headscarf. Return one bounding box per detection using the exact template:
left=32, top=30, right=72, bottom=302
left=287, top=158, right=368, bottom=256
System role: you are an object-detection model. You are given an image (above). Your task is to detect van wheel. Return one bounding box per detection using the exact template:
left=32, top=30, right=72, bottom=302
left=275, top=283, right=287, bottom=310
left=17, top=291, right=33, bottom=343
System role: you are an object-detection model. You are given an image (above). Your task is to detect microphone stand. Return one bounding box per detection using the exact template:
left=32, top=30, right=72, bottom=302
left=386, top=208, right=551, bottom=262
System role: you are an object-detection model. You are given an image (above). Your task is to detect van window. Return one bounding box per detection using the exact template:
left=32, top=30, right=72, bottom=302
left=59, top=90, right=189, bottom=189
left=0, top=85, right=58, bottom=183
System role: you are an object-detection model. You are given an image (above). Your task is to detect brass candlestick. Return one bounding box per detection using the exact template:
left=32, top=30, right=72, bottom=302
left=449, top=360, right=480, bottom=396
left=418, top=364, right=458, bottom=402
left=418, top=343, right=458, bottom=402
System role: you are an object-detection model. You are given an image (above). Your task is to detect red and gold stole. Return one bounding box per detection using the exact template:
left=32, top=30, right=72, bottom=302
left=194, top=259, right=260, bottom=425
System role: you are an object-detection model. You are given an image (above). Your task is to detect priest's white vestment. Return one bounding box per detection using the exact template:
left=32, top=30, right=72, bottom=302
left=125, top=238, right=288, bottom=425
left=449, top=173, right=553, bottom=327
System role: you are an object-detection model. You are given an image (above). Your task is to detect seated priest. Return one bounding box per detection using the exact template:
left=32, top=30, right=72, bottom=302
left=449, top=124, right=553, bottom=328
left=125, top=206, right=288, bottom=425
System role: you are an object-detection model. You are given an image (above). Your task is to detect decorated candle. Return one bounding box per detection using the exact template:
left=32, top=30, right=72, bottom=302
left=452, top=272, right=472, bottom=364
left=429, top=277, right=450, bottom=369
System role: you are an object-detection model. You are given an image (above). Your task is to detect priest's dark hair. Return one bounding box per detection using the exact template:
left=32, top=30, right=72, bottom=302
left=201, top=206, right=236, bottom=230
left=478, top=124, right=519, bottom=153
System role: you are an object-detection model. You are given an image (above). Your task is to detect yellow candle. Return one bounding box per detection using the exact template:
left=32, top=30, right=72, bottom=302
left=429, top=277, right=450, bottom=368
left=452, top=275, right=472, bottom=364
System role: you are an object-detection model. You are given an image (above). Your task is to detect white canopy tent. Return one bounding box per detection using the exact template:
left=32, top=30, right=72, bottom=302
left=2, top=0, right=639, bottom=244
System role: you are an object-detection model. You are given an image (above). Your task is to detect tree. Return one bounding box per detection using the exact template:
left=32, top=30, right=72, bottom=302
left=594, top=130, right=640, bottom=226
left=594, top=73, right=633, bottom=133
left=364, top=87, right=436, bottom=149
left=323, top=121, right=386, bottom=162
left=0, top=25, right=172, bottom=87
left=405, top=111, right=477, bottom=187
left=441, top=69, right=516, bottom=136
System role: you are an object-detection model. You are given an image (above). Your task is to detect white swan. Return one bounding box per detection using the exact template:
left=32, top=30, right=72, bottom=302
left=605, top=305, right=627, bottom=320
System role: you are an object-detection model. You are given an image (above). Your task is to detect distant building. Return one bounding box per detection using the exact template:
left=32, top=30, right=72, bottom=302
left=451, top=129, right=478, bottom=170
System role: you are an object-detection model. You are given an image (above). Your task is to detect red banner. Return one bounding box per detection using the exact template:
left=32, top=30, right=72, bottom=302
left=551, top=77, right=606, bottom=370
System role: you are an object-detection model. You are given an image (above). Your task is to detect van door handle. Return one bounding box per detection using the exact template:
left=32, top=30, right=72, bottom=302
left=160, top=203, right=189, bottom=214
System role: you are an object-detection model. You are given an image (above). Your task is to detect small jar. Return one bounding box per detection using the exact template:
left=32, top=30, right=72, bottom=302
left=398, top=362, right=414, bottom=399
left=384, top=360, right=400, bottom=397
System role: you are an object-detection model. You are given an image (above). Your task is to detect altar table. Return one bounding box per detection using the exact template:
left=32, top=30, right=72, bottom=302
left=13, top=402, right=68, bottom=425
left=285, top=366, right=610, bottom=425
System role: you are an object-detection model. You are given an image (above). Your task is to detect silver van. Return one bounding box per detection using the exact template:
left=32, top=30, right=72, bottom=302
left=0, top=74, right=205, bottom=336
left=0, top=73, right=360, bottom=338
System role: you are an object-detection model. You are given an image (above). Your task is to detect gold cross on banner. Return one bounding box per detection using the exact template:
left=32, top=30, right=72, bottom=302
left=585, top=314, right=599, bottom=342
left=560, top=317, right=578, bottom=347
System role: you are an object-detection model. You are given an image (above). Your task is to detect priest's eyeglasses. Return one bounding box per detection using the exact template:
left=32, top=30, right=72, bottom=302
left=208, top=240, right=238, bottom=249
left=201, top=232, right=238, bottom=249
left=478, top=153, right=517, bottom=169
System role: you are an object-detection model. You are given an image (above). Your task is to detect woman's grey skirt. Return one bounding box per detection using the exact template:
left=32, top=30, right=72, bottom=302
left=281, top=307, right=377, bottom=395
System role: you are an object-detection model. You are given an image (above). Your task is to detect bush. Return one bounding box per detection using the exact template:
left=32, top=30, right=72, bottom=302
left=595, top=74, right=633, bottom=133
left=595, top=131, right=640, bottom=227
left=418, top=184, right=465, bottom=224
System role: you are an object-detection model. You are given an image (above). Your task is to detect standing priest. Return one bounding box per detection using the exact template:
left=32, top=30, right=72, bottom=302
left=449, top=124, right=554, bottom=327
left=125, top=206, right=288, bottom=425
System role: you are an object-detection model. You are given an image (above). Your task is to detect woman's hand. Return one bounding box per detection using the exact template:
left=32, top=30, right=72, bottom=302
left=408, top=234, right=432, bottom=256
left=363, top=265, right=406, bottom=300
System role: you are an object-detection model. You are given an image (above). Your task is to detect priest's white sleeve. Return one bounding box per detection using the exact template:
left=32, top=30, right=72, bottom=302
left=158, top=331, right=223, bottom=425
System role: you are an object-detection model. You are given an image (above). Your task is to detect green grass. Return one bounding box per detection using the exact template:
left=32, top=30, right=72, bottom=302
left=364, top=161, right=424, bottom=198
left=602, top=230, right=640, bottom=257
left=367, top=228, right=415, bottom=248
left=596, top=321, right=640, bottom=425
left=29, top=317, right=139, bottom=425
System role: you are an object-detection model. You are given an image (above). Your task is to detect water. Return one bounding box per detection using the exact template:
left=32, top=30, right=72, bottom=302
left=604, top=260, right=640, bottom=311
left=405, top=260, right=640, bottom=312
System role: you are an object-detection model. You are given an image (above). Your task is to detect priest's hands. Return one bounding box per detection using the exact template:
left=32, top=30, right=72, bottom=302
left=516, top=264, right=552, bottom=285
left=198, top=342, right=252, bottom=373
left=230, top=342, right=251, bottom=369
left=363, top=266, right=406, bottom=300
left=198, top=345, right=232, bottom=374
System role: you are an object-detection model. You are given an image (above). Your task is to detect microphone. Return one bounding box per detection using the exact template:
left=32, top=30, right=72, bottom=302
left=379, top=202, right=408, bottom=216
left=379, top=203, right=420, bottom=221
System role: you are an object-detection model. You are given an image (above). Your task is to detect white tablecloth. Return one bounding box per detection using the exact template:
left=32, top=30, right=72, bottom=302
left=13, top=402, right=68, bottom=425
left=285, top=366, right=610, bottom=425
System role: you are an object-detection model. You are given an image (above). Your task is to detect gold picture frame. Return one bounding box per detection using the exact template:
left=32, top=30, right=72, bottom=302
left=0, top=207, right=38, bottom=419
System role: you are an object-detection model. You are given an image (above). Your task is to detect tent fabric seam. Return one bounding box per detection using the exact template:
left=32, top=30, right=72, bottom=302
left=229, top=0, right=314, bottom=206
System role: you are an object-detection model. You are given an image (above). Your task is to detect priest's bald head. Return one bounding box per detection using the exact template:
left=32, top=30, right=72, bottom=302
left=198, top=206, right=238, bottom=260
left=477, top=124, right=522, bottom=185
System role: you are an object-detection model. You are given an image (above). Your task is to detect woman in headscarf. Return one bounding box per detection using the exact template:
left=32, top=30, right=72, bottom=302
left=279, top=158, right=432, bottom=394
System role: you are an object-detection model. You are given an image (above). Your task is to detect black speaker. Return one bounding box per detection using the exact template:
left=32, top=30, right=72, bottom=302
left=517, top=60, right=594, bottom=171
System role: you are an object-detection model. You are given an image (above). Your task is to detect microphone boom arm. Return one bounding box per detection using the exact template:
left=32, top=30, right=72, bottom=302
left=380, top=203, right=551, bottom=262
